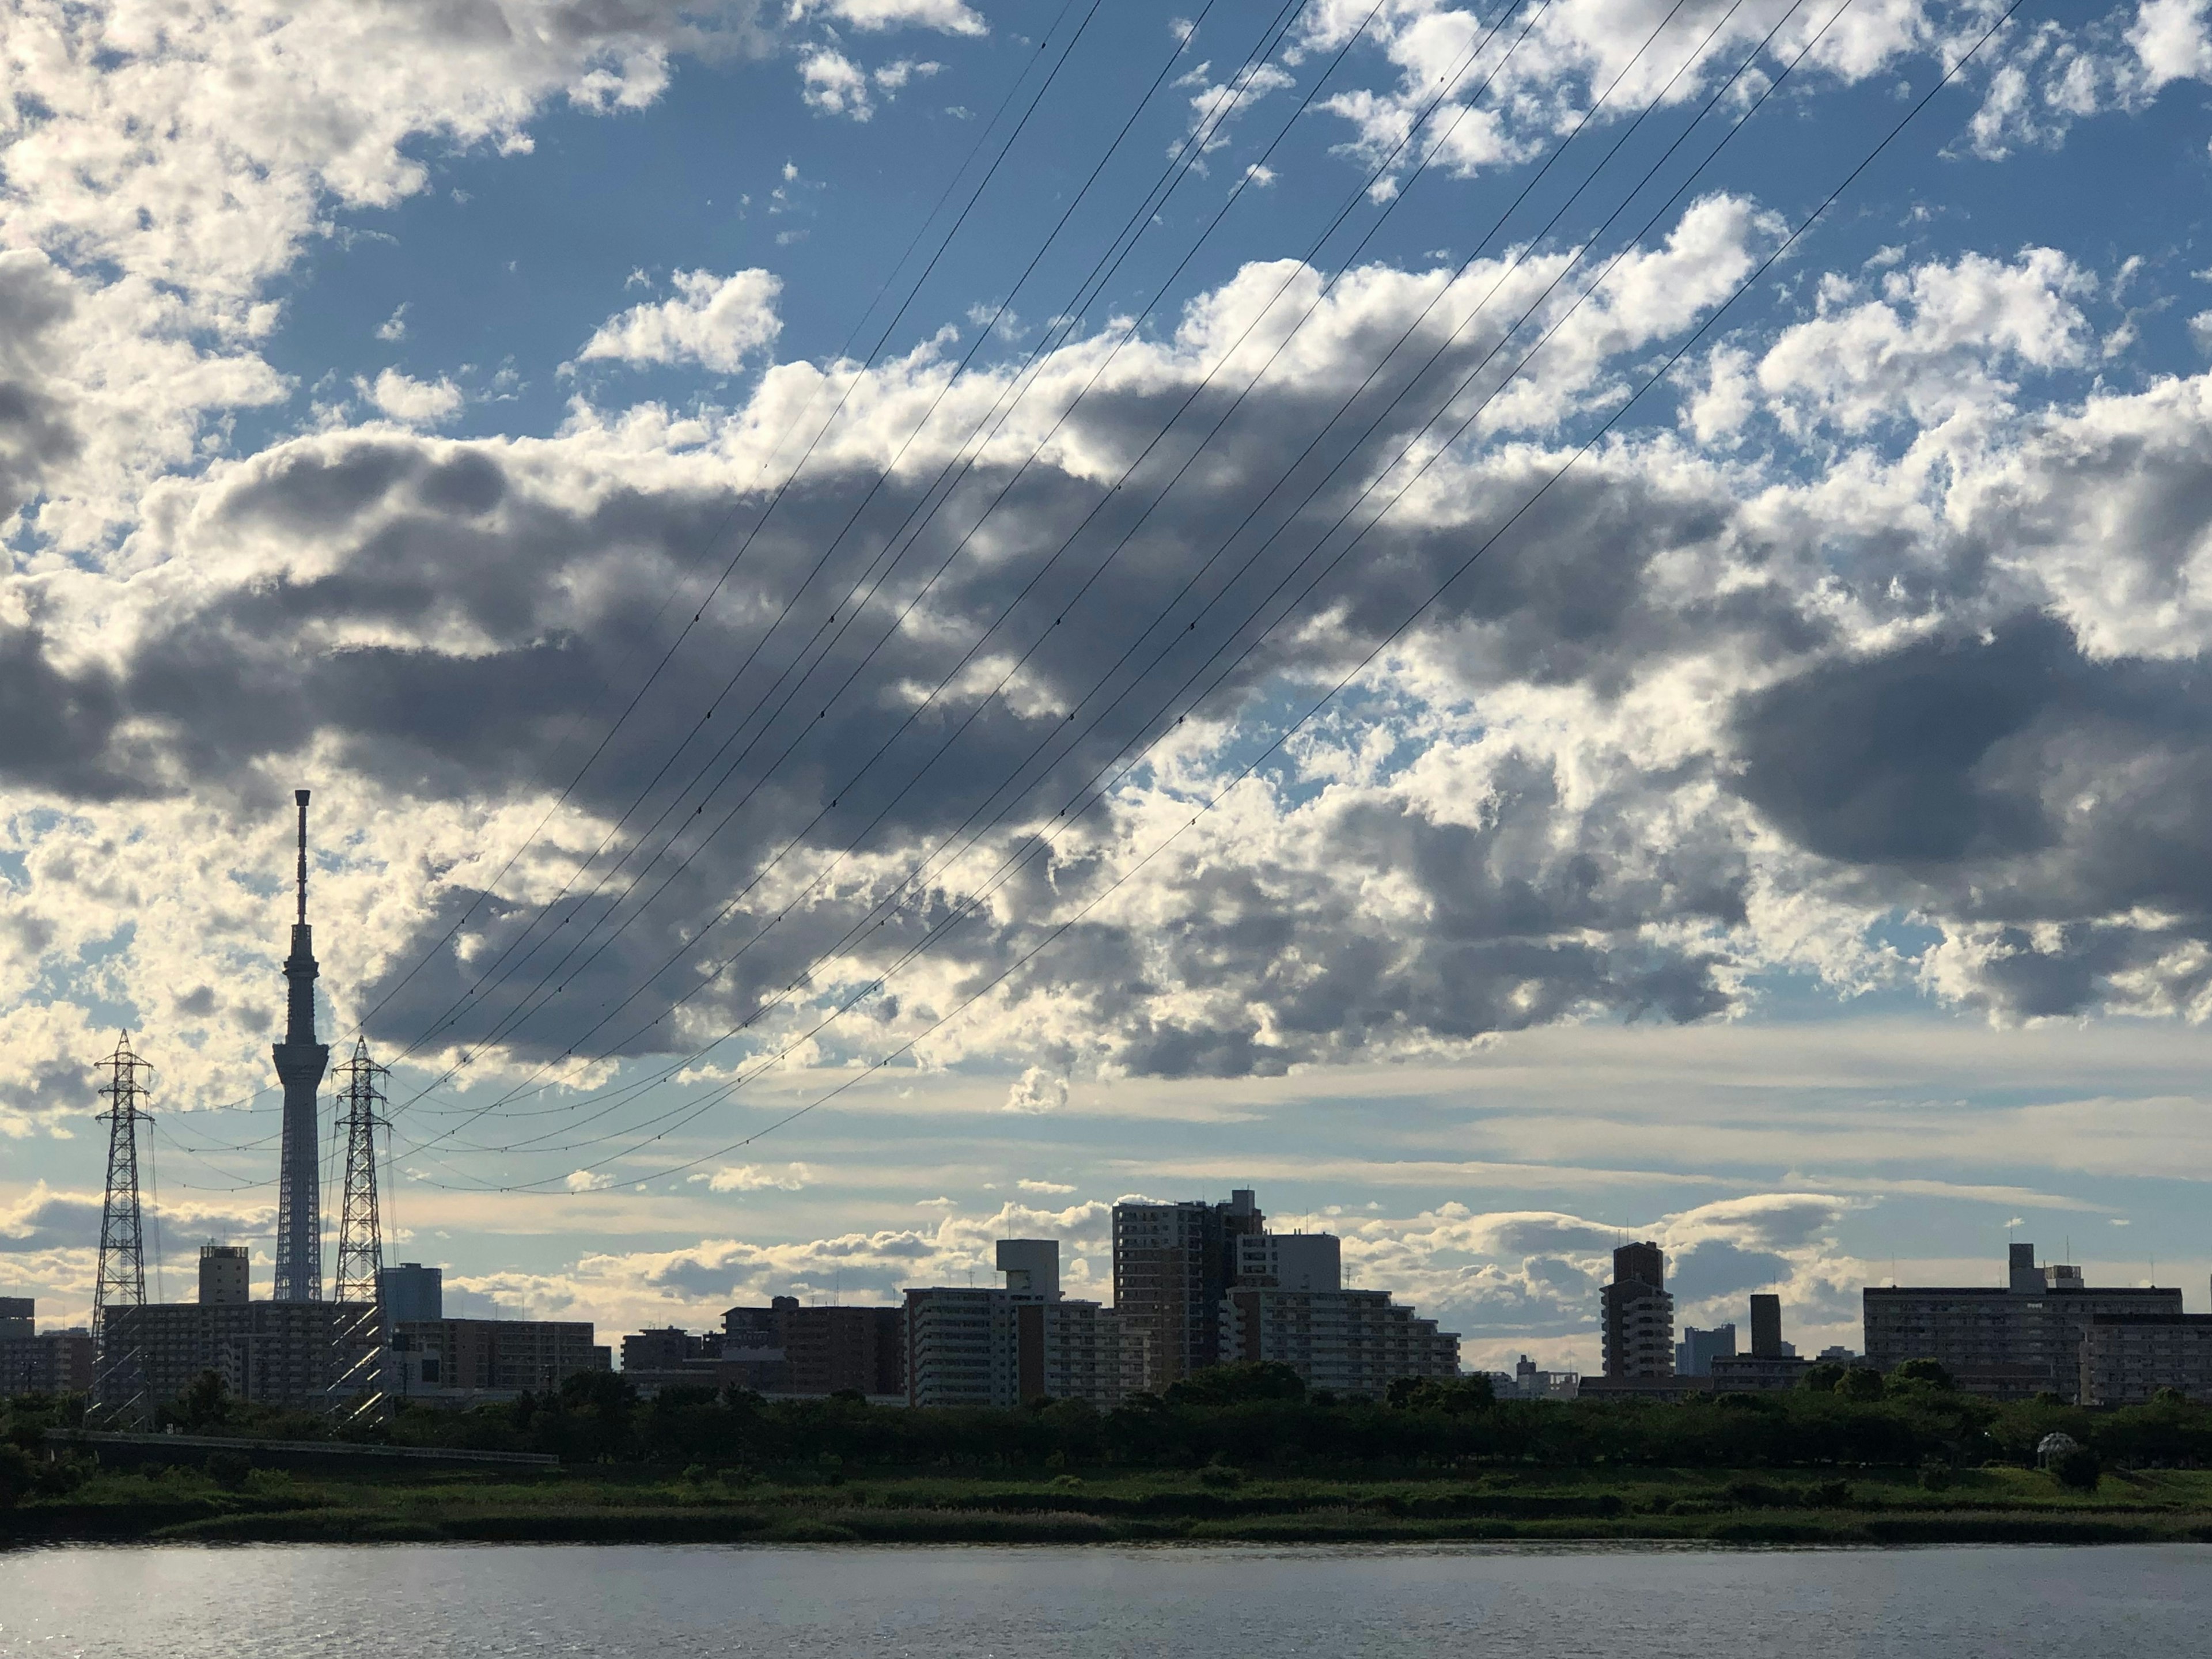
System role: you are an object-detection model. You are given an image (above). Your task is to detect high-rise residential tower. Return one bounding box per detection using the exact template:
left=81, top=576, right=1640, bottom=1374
left=1600, top=1241, right=1675, bottom=1378
left=1112, top=1190, right=1266, bottom=1391
left=271, top=789, right=329, bottom=1302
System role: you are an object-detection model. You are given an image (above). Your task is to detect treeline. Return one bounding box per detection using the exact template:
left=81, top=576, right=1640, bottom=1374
left=14, top=1361, right=2212, bottom=1486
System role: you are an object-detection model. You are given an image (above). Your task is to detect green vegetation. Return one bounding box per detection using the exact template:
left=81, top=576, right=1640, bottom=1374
left=10, top=1362, right=2212, bottom=1545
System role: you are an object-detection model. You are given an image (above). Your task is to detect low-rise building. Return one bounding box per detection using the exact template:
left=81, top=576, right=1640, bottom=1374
left=1508, top=1353, right=1579, bottom=1401
left=2081, top=1313, right=2212, bottom=1406
left=0, top=1298, right=93, bottom=1397
left=1706, top=1296, right=1807, bottom=1390
left=1863, top=1244, right=2181, bottom=1401
left=717, top=1298, right=903, bottom=1397
left=103, top=1301, right=345, bottom=1410
left=1708, top=1353, right=1810, bottom=1391
left=389, top=1318, right=608, bottom=1400
left=1218, top=1286, right=1460, bottom=1398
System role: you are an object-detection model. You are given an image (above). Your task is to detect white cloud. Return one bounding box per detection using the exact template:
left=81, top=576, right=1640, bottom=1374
left=2132, top=0, right=2212, bottom=90
left=375, top=304, right=410, bottom=343
left=358, top=368, right=463, bottom=426
left=702, top=1161, right=815, bottom=1191
left=565, top=1170, right=614, bottom=1192
left=577, top=269, right=784, bottom=372
left=791, top=0, right=984, bottom=35
left=800, top=48, right=875, bottom=119
left=1003, top=1067, right=1069, bottom=1114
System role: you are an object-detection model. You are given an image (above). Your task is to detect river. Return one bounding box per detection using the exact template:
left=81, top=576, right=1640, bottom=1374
left=1, top=1541, right=2201, bottom=1654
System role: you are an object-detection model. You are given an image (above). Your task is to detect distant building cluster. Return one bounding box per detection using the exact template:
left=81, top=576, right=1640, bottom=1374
left=616, top=1190, right=1461, bottom=1410
left=31, top=1245, right=612, bottom=1414
left=18, top=813, right=2211, bottom=1427
left=1, top=1297, right=93, bottom=1397
left=1576, top=1237, right=2212, bottom=1406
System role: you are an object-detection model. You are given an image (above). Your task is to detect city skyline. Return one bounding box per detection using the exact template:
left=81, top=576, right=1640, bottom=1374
left=6, top=0, right=2212, bottom=1378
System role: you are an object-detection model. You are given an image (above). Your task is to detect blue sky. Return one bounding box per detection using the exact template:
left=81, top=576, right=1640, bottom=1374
left=7, top=0, right=2212, bottom=1371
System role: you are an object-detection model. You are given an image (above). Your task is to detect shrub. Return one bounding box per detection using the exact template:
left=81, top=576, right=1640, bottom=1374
left=2050, top=1446, right=2101, bottom=1491
left=1836, top=1369, right=1885, bottom=1403
left=205, top=1450, right=252, bottom=1491
left=0, top=1442, right=30, bottom=1509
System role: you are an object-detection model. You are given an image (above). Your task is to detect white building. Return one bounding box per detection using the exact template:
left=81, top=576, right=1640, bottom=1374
left=1218, top=1287, right=1460, bottom=1398
left=905, top=1239, right=1132, bottom=1409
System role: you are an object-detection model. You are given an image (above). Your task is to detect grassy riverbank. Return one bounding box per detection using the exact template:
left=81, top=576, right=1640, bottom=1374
left=11, top=1462, right=2212, bottom=1546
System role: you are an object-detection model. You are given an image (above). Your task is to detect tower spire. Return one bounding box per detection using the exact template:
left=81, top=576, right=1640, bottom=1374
left=296, top=787, right=309, bottom=925
left=272, top=787, right=330, bottom=1302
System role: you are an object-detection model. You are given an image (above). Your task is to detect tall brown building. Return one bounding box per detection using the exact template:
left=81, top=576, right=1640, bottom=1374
left=1112, top=1190, right=1266, bottom=1392
left=1601, top=1242, right=1675, bottom=1378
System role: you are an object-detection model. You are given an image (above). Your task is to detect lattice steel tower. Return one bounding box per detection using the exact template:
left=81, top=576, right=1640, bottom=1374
left=93, top=1032, right=152, bottom=1413
left=332, top=1039, right=388, bottom=1306
left=272, top=789, right=330, bottom=1301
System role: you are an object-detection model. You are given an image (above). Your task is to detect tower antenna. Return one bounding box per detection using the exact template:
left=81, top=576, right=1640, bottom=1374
left=272, top=787, right=331, bottom=1302
left=92, top=1032, right=153, bottom=1421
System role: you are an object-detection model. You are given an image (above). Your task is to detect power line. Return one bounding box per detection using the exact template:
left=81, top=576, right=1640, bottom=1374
left=382, top=0, right=1539, bottom=1135
left=351, top=0, right=1100, bottom=1035
left=502, top=0, right=2027, bottom=1196
left=398, top=0, right=1775, bottom=1168
left=403, top=0, right=1850, bottom=1182
left=380, top=0, right=1343, bottom=1078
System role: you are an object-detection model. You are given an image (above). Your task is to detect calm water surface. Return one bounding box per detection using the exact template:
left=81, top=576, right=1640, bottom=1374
left=0, top=1541, right=2201, bottom=1655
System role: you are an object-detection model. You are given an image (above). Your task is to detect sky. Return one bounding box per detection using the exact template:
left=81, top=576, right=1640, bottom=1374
left=6, top=0, right=2212, bottom=1374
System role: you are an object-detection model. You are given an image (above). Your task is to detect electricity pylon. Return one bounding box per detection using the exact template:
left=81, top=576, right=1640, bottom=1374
left=92, top=1032, right=152, bottom=1422
left=327, top=1038, right=390, bottom=1415
left=333, top=1038, right=388, bottom=1305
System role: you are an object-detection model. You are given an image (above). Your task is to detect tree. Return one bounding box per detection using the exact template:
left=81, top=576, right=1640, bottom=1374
left=1164, top=1362, right=1306, bottom=1407
left=1387, top=1375, right=1495, bottom=1414
left=1887, top=1359, right=1956, bottom=1392
left=179, top=1370, right=234, bottom=1431
left=1836, top=1368, right=1885, bottom=1402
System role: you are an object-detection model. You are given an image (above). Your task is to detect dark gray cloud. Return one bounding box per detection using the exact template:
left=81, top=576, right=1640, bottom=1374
left=5, top=236, right=2210, bottom=1095
left=1734, top=612, right=2212, bottom=1017
left=1668, top=1238, right=1791, bottom=1302
left=0, top=252, right=82, bottom=521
